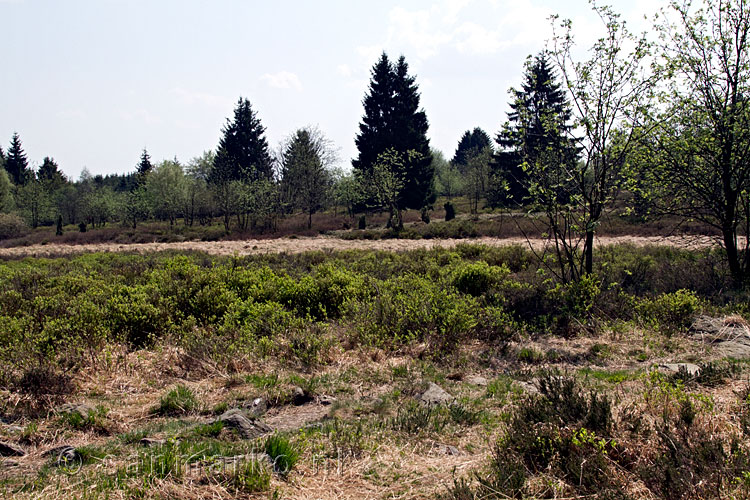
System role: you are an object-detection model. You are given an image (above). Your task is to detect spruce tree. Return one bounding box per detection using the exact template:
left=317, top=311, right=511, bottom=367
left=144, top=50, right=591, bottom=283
left=280, top=128, right=333, bottom=229
left=210, top=97, right=273, bottom=185
left=134, top=148, right=153, bottom=188
left=37, top=157, right=67, bottom=191
left=353, top=53, right=434, bottom=211
left=451, top=128, right=492, bottom=169
left=5, top=132, right=30, bottom=185
left=490, top=53, right=576, bottom=206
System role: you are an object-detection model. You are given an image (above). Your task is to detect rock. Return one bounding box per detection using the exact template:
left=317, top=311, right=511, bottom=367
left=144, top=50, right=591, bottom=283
left=56, top=403, right=96, bottom=417
left=690, top=316, right=750, bottom=359
left=419, top=382, right=454, bottom=406
left=658, top=363, right=701, bottom=377
left=139, top=438, right=166, bottom=447
left=215, top=409, right=272, bottom=439
left=516, top=381, right=539, bottom=395
left=242, top=397, right=268, bottom=417
left=292, top=387, right=314, bottom=406
left=0, top=441, right=25, bottom=457
left=318, top=395, right=337, bottom=406
left=466, top=375, right=488, bottom=387
left=432, top=442, right=462, bottom=456
left=4, top=425, right=24, bottom=434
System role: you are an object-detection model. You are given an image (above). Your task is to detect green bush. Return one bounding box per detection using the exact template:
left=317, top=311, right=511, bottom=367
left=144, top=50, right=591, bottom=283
left=638, top=289, right=701, bottom=334
left=0, top=213, right=29, bottom=239
left=450, top=261, right=509, bottom=296
left=231, top=457, right=271, bottom=492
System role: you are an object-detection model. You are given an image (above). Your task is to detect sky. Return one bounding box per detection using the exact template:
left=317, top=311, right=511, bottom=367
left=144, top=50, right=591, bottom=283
left=1, top=0, right=666, bottom=179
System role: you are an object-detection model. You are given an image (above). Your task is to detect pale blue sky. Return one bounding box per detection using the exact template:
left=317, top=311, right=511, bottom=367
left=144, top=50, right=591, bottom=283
left=1, top=0, right=664, bottom=178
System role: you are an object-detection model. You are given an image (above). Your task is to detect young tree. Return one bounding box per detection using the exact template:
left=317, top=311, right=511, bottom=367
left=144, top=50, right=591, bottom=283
left=464, top=146, right=493, bottom=214
left=211, top=97, right=273, bottom=185
left=5, top=132, right=30, bottom=185
left=146, top=159, right=187, bottom=226
left=491, top=53, right=577, bottom=208
left=537, top=7, right=654, bottom=282
left=0, top=169, right=13, bottom=212
left=353, top=53, right=434, bottom=211
left=280, top=127, right=336, bottom=229
left=649, top=0, right=750, bottom=286
left=363, top=148, right=422, bottom=230
left=186, top=152, right=216, bottom=225
left=433, top=149, right=464, bottom=199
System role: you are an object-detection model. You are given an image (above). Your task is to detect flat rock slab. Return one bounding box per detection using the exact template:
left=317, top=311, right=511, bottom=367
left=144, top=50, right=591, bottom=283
left=691, top=316, right=750, bottom=359
left=658, top=363, right=701, bottom=376
left=419, top=382, right=454, bottom=406
left=465, top=375, right=488, bottom=386
left=215, top=409, right=272, bottom=439
left=56, top=403, right=96, bottom=417
left=0, top=441, right=25, bottom=457
left=241, top=397, right=268, bottom=418
left=139, top=438, right=166, bottom=447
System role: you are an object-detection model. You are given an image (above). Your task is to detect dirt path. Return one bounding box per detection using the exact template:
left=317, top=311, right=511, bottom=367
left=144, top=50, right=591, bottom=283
left=0, top=234, right=718, bottom=258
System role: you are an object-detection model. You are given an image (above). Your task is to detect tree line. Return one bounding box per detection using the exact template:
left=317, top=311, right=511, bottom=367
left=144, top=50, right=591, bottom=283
left=1, top=0, right=749, bottom=285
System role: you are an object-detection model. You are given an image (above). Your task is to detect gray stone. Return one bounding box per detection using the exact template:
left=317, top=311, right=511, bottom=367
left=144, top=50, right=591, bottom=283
left=433, top=442, right=462, bottom=456
left=419, top=382, right=454, bottom=406
left=215, top=409, right=272, bottom=439
left=56, top=403, right=96, bottom=417
left=318, top=395, right=337, bottom=406
left=516, top=381, right=539, bottom=395
left=242, top=397, right=268, bottom=417
left=43, top=445, right=79, bottom=466
left=292, top=386, right=313, bottom=406
left=691, top=316, right=750, bottom=359
left=658, top=363, right=701, bottom=377
left=466, top=375, right=488, bottom=386
left=0, top=441, right=25, bottom=457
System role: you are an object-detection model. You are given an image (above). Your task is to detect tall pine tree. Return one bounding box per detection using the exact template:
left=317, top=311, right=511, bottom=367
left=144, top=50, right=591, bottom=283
left=353, top=53, right=434, bottom=211
left=490, top=53, right=577, bottom=206
left=5, top=132, right=30, bottom=185
left=210, top=97, right=273, bottom=185
left=134, top=148, right=153, bottom=188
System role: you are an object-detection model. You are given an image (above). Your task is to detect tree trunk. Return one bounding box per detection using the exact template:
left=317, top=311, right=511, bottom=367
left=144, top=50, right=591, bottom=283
left=584, top=230, right=594, bottom=276
left=308, top=211, right=312, bottom=230
left=722, top=225, right=743, bottom=286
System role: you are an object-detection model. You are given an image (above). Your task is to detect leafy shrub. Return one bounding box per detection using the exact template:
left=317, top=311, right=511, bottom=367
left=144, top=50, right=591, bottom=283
left=638, top=289, right=701, bottom=335
left=0, top=213, right=29, bottom=239
left=264, top=434, right=299, bottom=477
left=450, top=261, right=509, bottom=296
left=60, top=405, right=109, bottom=434
left=151, top=385, right=198, bottom=416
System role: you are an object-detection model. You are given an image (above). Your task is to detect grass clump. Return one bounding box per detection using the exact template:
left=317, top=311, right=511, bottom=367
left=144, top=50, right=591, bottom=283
left=151, top=385, right=198, bottom=416
left=229, top=458, right=271, bottom=493
left=264, top=434, right=299, bottom=477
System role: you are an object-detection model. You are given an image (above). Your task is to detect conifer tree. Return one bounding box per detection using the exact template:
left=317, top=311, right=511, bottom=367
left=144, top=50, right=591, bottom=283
left=451, top=128, right=492, bottom=169
left=280, top=127, right=335, bottom=229
left=210, top=97, right=273, bottom=185
left=134, top=148, right=153, bottom=188
left=353, top=53, right=434, bottom=211
left=5, top=132, right=30, bottom=185
left=490, top=53, right=577, bottom=206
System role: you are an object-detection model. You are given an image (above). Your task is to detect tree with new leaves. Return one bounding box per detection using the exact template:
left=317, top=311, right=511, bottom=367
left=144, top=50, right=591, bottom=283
left=146, top=159, right=187, bottom=226
left=433, top=149, right=464, bottom=199
left=648, top=0, right=750, bottom=286
left=211, top=97, right=273, bottom=185
left=364, top=148, right=422, bottom=230
left=279, top=127, right=336, bottom=229
left=491, top=53, right=577, bottom=208
left=353, top=53, right=434, bottom=211
left=536, top=6, right=654, bottom=283
left=5, top=133, right=30, bottom=185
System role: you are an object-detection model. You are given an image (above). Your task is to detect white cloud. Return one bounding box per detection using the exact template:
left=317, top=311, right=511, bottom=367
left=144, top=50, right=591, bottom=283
left=260, top=71, right=303, bottom=91
left=454, top=22, right=504, bottom=54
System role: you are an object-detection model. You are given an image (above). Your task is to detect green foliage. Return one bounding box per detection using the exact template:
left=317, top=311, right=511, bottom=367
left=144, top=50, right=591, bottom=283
left=0, top=213, right=28, bottom=239
left=152, top=385, right=198, bottom=416
left=638, top=289, right=700, bottom=335
left=264, top=434, right=299, bottom=477
left=230, top=457, right=271, bottom=492
left=450, top=261, right=509, bottom=296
